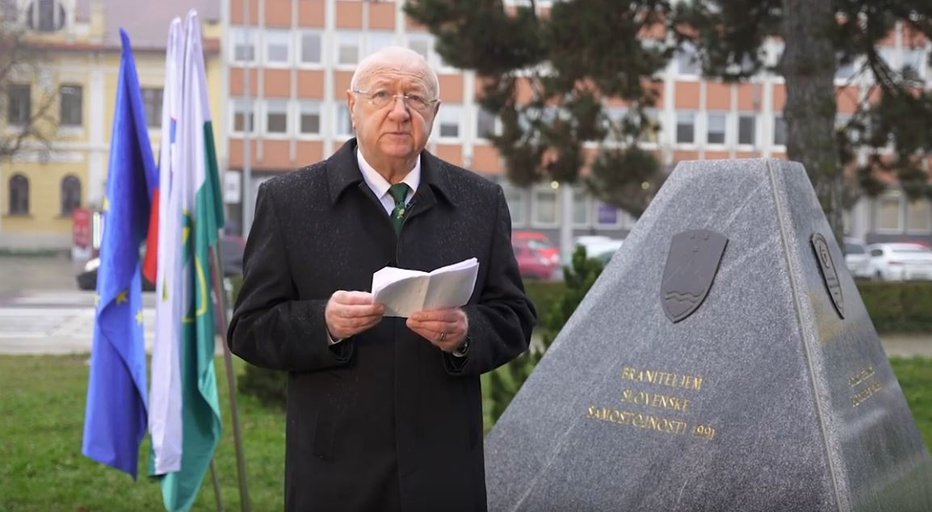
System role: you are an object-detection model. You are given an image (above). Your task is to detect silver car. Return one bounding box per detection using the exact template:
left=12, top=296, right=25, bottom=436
left=866, top=243, right=932, bottom=281
left=843, top=238, right=871, bottom=279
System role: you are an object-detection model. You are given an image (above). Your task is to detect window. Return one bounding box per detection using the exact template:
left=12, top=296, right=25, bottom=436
left=60, top=175, right=81, bottom=216
left=602, top=106, right=625, bottom=137
left=335, top=103, right=353, bottom=136
left=533, top=188, right=558, bottom=226
left=337, top=33, right=362, bottom=66
left=476, top=107, right=496, bottom=139
left=773, top=116, right=787, bottom=146
left=299, top=32, right=322, bottom=65
left=675, top=43, right=701, bottom=76
left=7, top=84, right=30, bottom=126
left=903, top=49, right=926, bottom=82
left=232, top=99, right=255, bottom=134
left=438, top=104, right=462, bottom=139
left=503, top=184, right=527, bottom=226
left=676, top=111, right=695, bottom=144
left=706, top=112, right=726, bottom=145
left=8, top=174, right=29, bottom=215
left=766, top=41, right=784, bottom=68
left=408, top=35, right=431, bottom=62
left=836, top=56, right=857, bottom=81
left=265, top=30, right=291, bottom=65
left=573, top=188, right=590, bottom=227
left=875, top=193, right=903, bottom=231
left=907, top=199, right=931, bottom=232
left=595, top=202, right=622, bottom=228
left=141, top=88, right=162, bottom=128
left=299, top=102, right=321, bottom=136
left=879, top=47, right=898, bottom=72
left=27, top=0, right=64, bottom=32
left=368, top=32, right=395, bottom=55
left=59, top=84, right=82, bottom=126
left=265, top=100, right=288, bottom=135
left=738, top=114, right=756, bottom=145
left=231, top=28, right=256, bottom=63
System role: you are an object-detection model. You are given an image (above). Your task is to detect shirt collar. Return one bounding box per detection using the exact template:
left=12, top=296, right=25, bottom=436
left=356, top=149, right=421, bottom=201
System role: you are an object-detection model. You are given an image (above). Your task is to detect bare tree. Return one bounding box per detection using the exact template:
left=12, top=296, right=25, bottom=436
left=0, top=3, right=56, bottom=162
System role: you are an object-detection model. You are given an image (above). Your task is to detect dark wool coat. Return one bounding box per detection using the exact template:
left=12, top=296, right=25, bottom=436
left=228, top=139, right=537, bottom=512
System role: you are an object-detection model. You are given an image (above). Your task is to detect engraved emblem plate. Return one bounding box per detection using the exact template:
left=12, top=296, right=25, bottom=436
left=661, top=229, right=728, bottom=323
left=811, top=232, right=844, bottom=319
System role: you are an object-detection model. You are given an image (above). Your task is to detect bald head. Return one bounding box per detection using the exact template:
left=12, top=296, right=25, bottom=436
left=350, top=46, right=440, bottom=100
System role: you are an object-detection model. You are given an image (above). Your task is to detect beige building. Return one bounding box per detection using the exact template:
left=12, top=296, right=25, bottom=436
left=0, top=0, right=223, bottom=252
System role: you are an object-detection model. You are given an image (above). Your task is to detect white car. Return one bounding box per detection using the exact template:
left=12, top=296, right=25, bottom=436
left=843, top=238, right=871, bottom=279
left=574, top=237, right=624, bottom=265
left=866, top=243, right=932, bottom=281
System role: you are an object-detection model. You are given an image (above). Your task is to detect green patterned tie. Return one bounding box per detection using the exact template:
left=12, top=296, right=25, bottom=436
left=388, top=183, right=410, bottom=235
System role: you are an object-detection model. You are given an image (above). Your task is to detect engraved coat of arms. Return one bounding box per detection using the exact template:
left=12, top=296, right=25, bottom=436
left=661, top=230, right=728, bottom=323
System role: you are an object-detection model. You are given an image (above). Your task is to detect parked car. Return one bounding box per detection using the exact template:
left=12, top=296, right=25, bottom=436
left=866, top=242, right=932, bottom=281
left=76, top=235, right=246, bottom=291
left=843, top=237, right=871, bottom=279
left=582, top=238, right=624, bottom=265
left=512, top=230, right=560, bottom=280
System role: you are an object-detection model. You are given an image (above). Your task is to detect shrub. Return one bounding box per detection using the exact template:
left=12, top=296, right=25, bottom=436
left=482, top=246, right=605, bottom=430
left=859, top=281, right=932, bottom=333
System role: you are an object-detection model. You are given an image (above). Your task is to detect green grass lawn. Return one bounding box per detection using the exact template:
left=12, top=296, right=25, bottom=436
left=0, top=355, right=930, bottom=511
left=890, top=357, right=932, bottom=448
left=0, top=354, right=285, bottom=512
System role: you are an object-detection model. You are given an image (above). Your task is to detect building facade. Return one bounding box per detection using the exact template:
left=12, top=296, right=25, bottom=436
left=0, top=0, right=223, bottom=252
left=223, top=0, right=932, bottom=246
left=3, top=0, right=930, bottom=251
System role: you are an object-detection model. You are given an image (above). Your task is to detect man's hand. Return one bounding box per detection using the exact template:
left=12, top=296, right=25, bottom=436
left=325, top=291, right=385, bottom=340
left=407, top=307, right=469, bottom=353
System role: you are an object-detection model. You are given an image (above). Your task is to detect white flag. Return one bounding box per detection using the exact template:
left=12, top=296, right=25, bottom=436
left=149, top=17, right=185, bottom=476
left=152, top=11, right=225, bottom=512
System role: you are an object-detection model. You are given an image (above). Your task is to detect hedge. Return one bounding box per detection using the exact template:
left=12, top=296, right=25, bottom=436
left=233, top=276, right=932, bottom=412
left=858, top=281, right=932, bottom=333
left=526, top=280, right=932, bottom=335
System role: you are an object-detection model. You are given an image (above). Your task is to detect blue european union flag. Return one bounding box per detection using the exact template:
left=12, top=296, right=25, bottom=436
left=82, top=29, right=158, bottom=479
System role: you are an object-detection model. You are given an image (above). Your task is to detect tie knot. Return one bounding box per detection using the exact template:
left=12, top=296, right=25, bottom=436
left=389, top=183, right=410, bottom=206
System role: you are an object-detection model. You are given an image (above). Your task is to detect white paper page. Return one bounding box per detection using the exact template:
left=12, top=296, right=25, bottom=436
left=371, top=258, right=479, bottom=317
left=372, top=267, right=428, bottom=317
left=372, top=266, right=426, bottom=296
left=429, top=258, right=479, bottom=275
left=423, top=258, right=479, bottom=310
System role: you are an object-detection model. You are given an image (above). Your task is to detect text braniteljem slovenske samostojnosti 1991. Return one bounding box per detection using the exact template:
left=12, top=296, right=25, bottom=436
left=587, top=364, right=716, bottom=441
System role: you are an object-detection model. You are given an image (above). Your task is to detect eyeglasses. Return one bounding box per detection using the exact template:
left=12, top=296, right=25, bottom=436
left=352, top=89, right=438, bottom=113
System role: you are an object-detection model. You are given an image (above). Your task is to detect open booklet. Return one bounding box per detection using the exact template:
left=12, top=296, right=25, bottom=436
left=371, top=257, right=479, bottom=317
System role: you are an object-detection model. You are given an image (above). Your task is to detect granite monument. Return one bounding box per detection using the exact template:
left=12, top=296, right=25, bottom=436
left=485, top=159, right=932, bottom=511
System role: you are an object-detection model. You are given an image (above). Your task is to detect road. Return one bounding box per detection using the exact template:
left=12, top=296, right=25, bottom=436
left=0, top=254, right=155, bottom=355
left=0, top=255, right=929, bottom=357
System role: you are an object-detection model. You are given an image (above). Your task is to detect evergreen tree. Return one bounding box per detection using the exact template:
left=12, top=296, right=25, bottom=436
left=673, top=0, right=932, bottom=243
left=407, top=0, right=932, bottom=237
left=405, top=0, right=672, bottom=216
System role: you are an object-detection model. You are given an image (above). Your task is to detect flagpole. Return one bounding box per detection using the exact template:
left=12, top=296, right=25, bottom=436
left=209, top=460, right=226, bottom=512
left=210, top=245, right=253, bottom=512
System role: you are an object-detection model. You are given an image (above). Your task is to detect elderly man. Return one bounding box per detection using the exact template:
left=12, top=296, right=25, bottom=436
left=228, top=46, right=537, bottom=511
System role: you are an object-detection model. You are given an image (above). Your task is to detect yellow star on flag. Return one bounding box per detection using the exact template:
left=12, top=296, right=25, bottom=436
left=136, top=309, right=144, bottom=325
left=116, top=290, right=129, bottom=304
